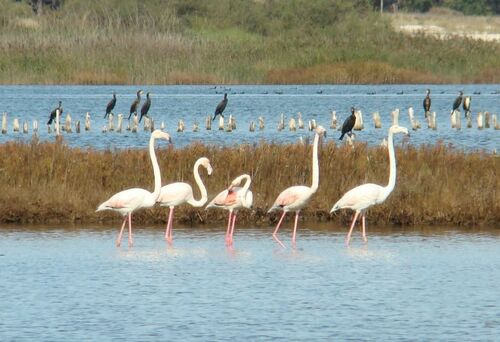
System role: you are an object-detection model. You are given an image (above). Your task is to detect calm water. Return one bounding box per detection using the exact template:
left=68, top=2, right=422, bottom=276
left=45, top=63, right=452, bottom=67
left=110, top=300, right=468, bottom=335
left=1, top=225, right=499, bottom=341
left=0, top=84, right=498, bottom=151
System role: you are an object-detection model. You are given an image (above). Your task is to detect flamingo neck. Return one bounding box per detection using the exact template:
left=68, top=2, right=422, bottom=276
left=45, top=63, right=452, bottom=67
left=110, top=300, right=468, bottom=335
left=188, top=160, right=208, bottom=207
left=384, top=129, right=397, bottom=197
left=149, top=135, right=162, bottom=200
left=239, top=175, right=252, bottom=207
left=311, top=131, right=320, bottom=193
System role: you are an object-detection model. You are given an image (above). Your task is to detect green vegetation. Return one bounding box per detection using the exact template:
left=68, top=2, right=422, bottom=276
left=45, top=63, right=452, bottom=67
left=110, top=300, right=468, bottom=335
left=1, top=138, right=498, bottom=227
left=0, top=0, right=499, bottom=84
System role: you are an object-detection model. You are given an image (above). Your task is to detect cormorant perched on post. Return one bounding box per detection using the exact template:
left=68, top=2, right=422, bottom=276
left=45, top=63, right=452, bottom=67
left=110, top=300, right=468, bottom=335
left=139, top=92, right=151, bottom=123
left=128, top=90, right=143, bottom=120
left=47, top=101, right=63, bottom=125
left=423, top=89, right=431, bottom=118
left=104, top=92, right=116, bottom=119
left=212, top=93, right=228, bottom=121
left=339, top=107, right=356, bottom=140
left=463, top=95, right=471, bottom=117
left=452, top=91, right=463, bottom=113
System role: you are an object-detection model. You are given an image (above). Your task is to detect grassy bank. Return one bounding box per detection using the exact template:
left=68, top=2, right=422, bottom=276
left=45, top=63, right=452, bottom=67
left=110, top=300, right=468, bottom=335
left=0, top=138, right=498, bottom=228
left=0, top=0, right=499, bottom=84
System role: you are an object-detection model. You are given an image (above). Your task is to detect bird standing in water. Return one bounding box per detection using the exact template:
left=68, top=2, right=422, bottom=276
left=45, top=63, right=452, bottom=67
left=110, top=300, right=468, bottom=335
left=140, top=92, right=151, bottom=123
left=423, top=89, right=431, bottom=118
left=339, top=107, right=356, bottom=140
left=128, top=90, right=143, bottom=120
left=268, top=126, right=326, bottom=248
left=104, top=92, right=116, bottom=119
left=212, top=93, right=228, bottom=121
left=331, top=125, right=409, bottom=246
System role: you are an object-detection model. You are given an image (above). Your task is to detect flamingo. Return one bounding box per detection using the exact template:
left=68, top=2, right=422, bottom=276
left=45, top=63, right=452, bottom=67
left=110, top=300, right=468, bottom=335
left=268, top=126, right=326, bottom=248
left=206, top=174, right=253, bottom=246
left=330, top=125, right=409, bottom=246
left=96, top=130, right=172, bottom=247
left=157, top=157, right=213, bottom=243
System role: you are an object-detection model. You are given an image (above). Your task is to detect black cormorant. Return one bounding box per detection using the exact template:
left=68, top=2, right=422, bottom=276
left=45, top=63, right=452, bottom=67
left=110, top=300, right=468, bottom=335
left=452, top=91, right=463, bottom=112
left=339, top=107, right=356, bottom=140
left=212, top=93, right=228, bottom=121
left=423, top=89, right=431, bottom=118
left=128, top=90, right=143, bottom=120
left=47, top=101, right=63, bottom=125
left=105, top=92, right=116, bottom=119
left=139, top=92, right=151, bottom=123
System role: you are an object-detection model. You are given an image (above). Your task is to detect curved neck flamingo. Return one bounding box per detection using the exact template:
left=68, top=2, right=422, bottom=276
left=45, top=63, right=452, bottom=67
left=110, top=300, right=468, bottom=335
left=310, top=129, right=321, bottom=193
left=382, top=127, right=398, bottom=201
left=188, top=159, right=210, bottom=207
left=149, top=133, right=163, bottom=200
left=234, top=174, right=252, bottom=207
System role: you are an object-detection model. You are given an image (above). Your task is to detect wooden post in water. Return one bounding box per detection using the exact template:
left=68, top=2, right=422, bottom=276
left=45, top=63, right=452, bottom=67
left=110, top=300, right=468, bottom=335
left=22, top=120, right=28, bottom=134
left=353, top=110, right=363, bottom=130
left=372, top=111, right=381, bottom=128
left=65, top=113, right=72, bottom=133
left=218, top=116, right=224, bottom=130
left=477, top=112, right=483, bottom=129
left=298, top=112, right=304, bottom=129
left=13, top=118, right=20, bottom=132
left=75, top=120, right=80, bottom=133
left=108, top=113, right=114, bottom=132
left=177, top=119, right=185, bottom=132
left=33, top=120, right=38, bottom=134
left=249, top=121, right=255, bottom=132
left=258, top=116, right=265, bottom=130
left=205, top=115, right=211, bottom=130
left=85, top=112, right=91, bottom=131
left=116, top=114, right=123, bottom=133
left=55, top=109, right=60, bottom=136
left=289, top=118, right=296, bottom=131
left=1, top=112, right=7, bottom=134
left=391, top=109, right=399, bottom=126
left=484, top=112, right=491, bottom=128
left=492, top=113, right=499, bottom=130
left=330, top=111, right=337, bottom=130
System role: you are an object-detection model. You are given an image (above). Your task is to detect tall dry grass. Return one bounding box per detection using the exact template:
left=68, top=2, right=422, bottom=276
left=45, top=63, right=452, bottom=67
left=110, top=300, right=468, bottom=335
left=0, top=138, right=498, bottom=228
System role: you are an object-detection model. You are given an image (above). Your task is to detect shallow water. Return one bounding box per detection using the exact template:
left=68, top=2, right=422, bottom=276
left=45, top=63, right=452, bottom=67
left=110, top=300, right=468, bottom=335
left=1, top=225, right=499, bottom=341
left=0, top=84, right=498, bottom=151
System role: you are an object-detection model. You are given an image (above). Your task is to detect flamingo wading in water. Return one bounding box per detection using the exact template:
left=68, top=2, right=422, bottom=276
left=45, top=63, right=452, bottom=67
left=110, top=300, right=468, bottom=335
left=157, top=157, right=213, bottom=243
left=268, top=126, right=327, bottom=248
left=330, top=125, right=408, bottom=246
left=206, top=174, right=253, bottom=246
left=96, top=130, right=172, bottom=247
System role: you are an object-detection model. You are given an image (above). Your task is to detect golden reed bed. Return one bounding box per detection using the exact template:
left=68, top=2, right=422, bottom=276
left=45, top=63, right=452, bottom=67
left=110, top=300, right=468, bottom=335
left=0, top=138, right=498, bottom=228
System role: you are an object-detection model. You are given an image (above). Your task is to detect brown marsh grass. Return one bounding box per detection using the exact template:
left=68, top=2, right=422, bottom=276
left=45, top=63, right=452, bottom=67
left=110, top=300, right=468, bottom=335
left=0, top=138, right=498, bottom=229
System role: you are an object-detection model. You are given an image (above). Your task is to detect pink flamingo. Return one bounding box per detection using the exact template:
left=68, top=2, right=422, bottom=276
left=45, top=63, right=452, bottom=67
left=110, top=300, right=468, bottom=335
left=96, top=130, right=172, bottom=247
left=157, top=157, right=213, bottom=243
left=206, top=174, right=253, bottom=246
left=268, top=126, right=326, bottom=248
left=330, top=125, right=409, bottom=246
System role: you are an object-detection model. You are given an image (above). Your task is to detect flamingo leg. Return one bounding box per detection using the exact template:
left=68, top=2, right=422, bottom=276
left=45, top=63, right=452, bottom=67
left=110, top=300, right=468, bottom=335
left=225, top=211, right=233, bottom=245
left=116, top=215, right=128, bottom=247
left=272, top=211, right=287, bottom=248
left=165, top=207, right=175, bottom=243
left=128, top=213, right=134, bottom=247
left=361, top=213, right=367, bottom=243
left=291, top=210, right=300, bottom=247
left=229, top=212, right=237, bottom=246
left=346, top=211, right=360, bottom=246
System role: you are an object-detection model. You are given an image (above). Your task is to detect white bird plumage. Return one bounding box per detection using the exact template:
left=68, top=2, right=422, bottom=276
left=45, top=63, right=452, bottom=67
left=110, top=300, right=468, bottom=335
left=206, top=174, right=253, bottom=246
left=330, top=125, right=408, bottom=246
left=96, top=130, right=172, bottom=246
left=268, top=126, right=326, bottom=248
left=157, top=157, right=213, bottom=243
